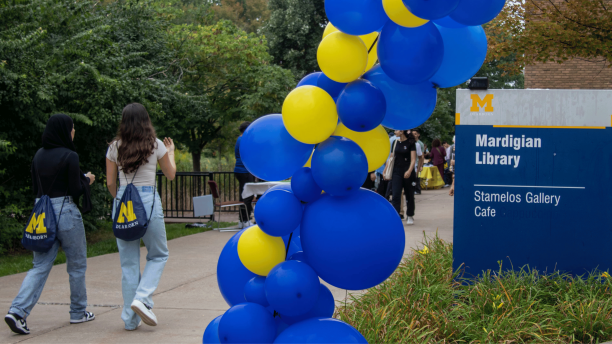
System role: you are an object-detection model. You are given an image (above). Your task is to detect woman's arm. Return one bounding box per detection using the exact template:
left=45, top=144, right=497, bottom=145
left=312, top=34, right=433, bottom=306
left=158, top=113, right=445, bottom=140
left=106, top=158, right=118, bottom=199
left=158, top=137, right=176, bottom=181
left=404, top=151, right=417, bottom=179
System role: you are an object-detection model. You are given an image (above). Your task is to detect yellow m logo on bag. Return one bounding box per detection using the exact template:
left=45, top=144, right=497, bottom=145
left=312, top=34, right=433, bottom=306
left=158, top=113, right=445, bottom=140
left=26, top=213, right=47, bottom=234
left=470, top=94, right=494, bottom=112
left=117, top=201, right=137, bottom=223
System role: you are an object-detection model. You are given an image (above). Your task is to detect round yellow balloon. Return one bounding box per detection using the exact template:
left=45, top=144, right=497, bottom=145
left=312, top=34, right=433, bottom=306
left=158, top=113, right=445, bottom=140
left=237, top=225, right=285, bottom=276
left=322, top=23, right=378, bottom=73
left=282, top=86, right=338, bottom=144
left=317, top=32, right=368, bottom=83
left=382, top=0, right=429, bottom=28
left=334, top=124, right=391, bottom=172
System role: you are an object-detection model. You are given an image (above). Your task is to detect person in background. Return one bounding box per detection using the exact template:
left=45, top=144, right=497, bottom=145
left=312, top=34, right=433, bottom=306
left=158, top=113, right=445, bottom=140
left=389, top=130, right=417, bottom=225
left=106, top=103, right=176, bottom=330
left=426, top=139, right=448, bottom=188
left=6, top=114, right=96, bottom=335
left=412, top=130, right=424, bottom=195
left=234, top=122, right=255, bottom=228
left=362, top=171, right=376, bottom=191
left=449, top=135, right=456, bottom=196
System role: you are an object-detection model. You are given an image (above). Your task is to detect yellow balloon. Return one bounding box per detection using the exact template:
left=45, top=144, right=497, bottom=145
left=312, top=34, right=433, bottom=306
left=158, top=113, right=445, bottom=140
left=333, top=124, right=391, bottom=172
left=323, top=23, right=379, bottom=72
left=382, top=0, right=429, bottom=28
left=282, top=86, right=338, bottom=144
left=304, top=149, right=314, bottom=168
left=317, top=32, right=368, bottom=83
left=237, top=225, right=285, bottom=276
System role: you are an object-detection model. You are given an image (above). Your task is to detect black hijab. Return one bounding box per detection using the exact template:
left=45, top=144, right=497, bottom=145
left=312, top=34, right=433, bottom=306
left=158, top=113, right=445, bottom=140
left=42, top=114, right=76, bottom=151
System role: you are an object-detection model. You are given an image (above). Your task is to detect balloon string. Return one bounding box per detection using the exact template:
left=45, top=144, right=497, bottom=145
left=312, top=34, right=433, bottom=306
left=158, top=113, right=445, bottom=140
left=285, top=232, right=293, bottom=260
left=368, top=35, right=379, bottom=54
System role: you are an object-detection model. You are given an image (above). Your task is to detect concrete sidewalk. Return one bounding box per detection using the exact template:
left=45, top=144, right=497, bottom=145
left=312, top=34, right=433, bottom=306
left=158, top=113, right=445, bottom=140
left=0, top=189, right=453, bottom=344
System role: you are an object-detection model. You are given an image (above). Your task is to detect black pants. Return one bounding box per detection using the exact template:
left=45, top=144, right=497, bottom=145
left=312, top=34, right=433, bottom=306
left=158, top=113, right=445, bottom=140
left=415, top=176, right=422, bottom=194
left=391, top=170, right=415, bottom=217
left=235, top=172, right=255, bottom=222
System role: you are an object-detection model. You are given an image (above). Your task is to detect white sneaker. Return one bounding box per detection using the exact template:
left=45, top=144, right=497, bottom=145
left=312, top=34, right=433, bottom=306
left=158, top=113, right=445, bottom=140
left=130, top=300, right=157, bottom=326
left=70, top=311, right=95, bottom=324
left=125, top=321, right=143, bottom=331
left=406, top=216, right=414, bottom=225
left=242, top=220, right=252, bottom=228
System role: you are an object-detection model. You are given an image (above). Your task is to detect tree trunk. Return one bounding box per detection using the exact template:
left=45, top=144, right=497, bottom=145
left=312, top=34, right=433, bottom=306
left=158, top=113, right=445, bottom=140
left=192, top=151, right=201, bottom=172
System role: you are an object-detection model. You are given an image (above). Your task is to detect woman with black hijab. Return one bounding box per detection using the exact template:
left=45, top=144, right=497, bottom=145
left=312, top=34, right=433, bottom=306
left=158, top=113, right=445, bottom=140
left=5, top=114, right=96, bottom=335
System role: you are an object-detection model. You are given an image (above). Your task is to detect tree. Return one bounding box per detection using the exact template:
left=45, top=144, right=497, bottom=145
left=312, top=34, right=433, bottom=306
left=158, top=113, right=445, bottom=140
left=487, top=0, right=612, bottom=75
left=263, top=0, right=327, bottom=79
left=211, top=0, right=270, bottom=33
left=160, top=20, right=295, bottom=171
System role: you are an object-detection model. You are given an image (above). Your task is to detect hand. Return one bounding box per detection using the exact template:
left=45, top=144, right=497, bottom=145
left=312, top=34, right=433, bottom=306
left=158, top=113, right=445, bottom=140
left=418, top=166, right=423, bottom=173
left=404, top=170, right=412, bottom=179
left=163, top=137, right=175, bottom=153
left=449, top=184, right=454, bottom=196
left=86, top=172, right=95, bottom=185
left=370, top=172, right=376, bottom=181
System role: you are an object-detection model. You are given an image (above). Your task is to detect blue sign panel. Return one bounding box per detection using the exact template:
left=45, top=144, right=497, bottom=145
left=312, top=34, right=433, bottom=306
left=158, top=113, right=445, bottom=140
left=454, top=125, right=612, bottom=276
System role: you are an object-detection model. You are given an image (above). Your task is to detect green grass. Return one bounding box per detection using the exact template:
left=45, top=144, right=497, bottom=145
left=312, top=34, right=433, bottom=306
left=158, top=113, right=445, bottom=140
left=336, top=235, right=612, bottom=343
left=0, top=220, right=236, bottom=277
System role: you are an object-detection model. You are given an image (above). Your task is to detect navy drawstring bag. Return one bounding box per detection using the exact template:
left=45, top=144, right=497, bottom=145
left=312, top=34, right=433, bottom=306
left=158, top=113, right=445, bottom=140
left=112, top=168, right=155, bottom=241
left=22, top=154, right=70, bottom=252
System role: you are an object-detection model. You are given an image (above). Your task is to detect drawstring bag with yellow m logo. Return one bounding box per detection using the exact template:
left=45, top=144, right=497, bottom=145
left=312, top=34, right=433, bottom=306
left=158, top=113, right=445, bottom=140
left=112, top=168, right=155, bottom=241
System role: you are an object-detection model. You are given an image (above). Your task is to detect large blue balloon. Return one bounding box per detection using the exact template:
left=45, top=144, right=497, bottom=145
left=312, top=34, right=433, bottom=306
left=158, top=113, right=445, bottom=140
left=291, top=167, right=323, bottom=203
left=274, top=318, right=367, bottom=344
left=363, top=65, right=437, bottom=130
left=288, top=251, right=306, bottom=263
left=378, top=21, right=444, bottom=85
left=430, top=24, right=488, bottom=88
left=402, top=0, right=460, bottom=20
left=325, top=0, right=389, bottom=36
left=241, top=114, right=314, bottom=181
left=433, top=16, right=466, bottom=28
left=265, top=261, right=320, bottom=316
left=450, top=0, right=507, bottom=26
left=244, top=276, right=269, bottom=307
left=218, top=303, right=276, bottom=344
left=297, top=72, right=321, bottom=87
left=282, top=227, right=303, bottom=259
left=281, top=284, right=335, bottom=325
left=203, top=315, right=222, bottom=344
left=337, top=79, right=386, bottom=132
left=275, top=317, right=290, bottom=337
left=301, top=189, right=405, bottom=290
left=311, top=136, right=368, bottom=197
left=254, top=189, right=303, bottom=237
left=217, top=230, right=257, bottom=306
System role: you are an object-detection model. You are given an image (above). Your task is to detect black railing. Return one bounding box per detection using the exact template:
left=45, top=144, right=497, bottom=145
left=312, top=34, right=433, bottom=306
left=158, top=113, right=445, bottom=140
left=156, top=171, right=245, bottom=219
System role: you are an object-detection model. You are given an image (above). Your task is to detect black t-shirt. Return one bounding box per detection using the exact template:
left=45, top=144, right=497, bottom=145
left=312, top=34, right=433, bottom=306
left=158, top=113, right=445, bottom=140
left=31, top=147, right=88, bottom=199
left=393, top=139, right=416, bottom=172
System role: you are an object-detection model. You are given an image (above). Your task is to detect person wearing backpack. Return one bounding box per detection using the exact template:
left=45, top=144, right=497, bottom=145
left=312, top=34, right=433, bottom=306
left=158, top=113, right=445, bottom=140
left=5, top=114, right=96, bottom=335
left=105, top=103, right=176, bottom=331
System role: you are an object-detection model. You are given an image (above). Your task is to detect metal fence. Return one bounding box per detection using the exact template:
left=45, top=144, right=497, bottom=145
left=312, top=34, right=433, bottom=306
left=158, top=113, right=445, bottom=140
left=156, top=171, right=244, bottom=219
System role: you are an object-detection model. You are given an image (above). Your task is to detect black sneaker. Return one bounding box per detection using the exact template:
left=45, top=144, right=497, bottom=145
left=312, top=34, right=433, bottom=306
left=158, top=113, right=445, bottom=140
left=5, top=313, right=29, bottom=335
left=70, top=311, right=95, bottom=324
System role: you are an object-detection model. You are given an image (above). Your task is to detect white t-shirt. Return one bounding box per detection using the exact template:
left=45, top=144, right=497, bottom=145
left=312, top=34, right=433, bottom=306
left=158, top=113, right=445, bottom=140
left=106, top=139, right=167, bottom=186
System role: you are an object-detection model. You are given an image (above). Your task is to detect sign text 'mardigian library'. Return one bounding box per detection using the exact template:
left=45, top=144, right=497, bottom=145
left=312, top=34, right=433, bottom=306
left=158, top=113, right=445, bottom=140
left=475, top=134, right=542, bottom=168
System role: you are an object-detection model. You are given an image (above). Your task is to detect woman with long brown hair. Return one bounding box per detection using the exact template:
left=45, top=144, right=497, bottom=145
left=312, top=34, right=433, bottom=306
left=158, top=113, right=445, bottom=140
left=106, top=103, right=176, bottom=330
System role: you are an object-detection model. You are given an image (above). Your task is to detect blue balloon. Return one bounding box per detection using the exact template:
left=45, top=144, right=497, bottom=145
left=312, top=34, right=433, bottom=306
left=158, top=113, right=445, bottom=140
left=203, top=315, right=222, bottom=344
left=325, top=0, right=389, bottom=36
left=363, top=65, right=437, bottom=130
left=402, top=0, right=460, bottom=20
left=311, top=136, right=368, bottom=197
left=264, top=183, right=293, bottom=196
left=450, top=0, right=507, bottom=26
left=241, top=114, right=314, bottom=181
left=291, top=167, right=323, bottom=203
left=255, top=189, right=303, bottom=237
left=265, top=261, right=320, bottom=316
left=430, top=24, right=488, bottom=88
left=433, top=16, right=467, bottom=28
left=317, top=73, right=347, bottom=101
left=337, top=79, right=386, bottom=132
left=275, top=316, right=290, bottom=336
left=288, top=251, right=306, bottom=263
left=217, top=230, right=257, bottom=306
left=297, top=72, right=322, bottom=87
left=218, top=303, right=276, bottom=344
left=281, top=284, right=335, bottom=325
left=378, top=21, right=444, bottom=85
left=282, top=227, right=303, bottom=259
left=274, top=318, right=367, bottom=344
left=302, top=189, right=405, bottom=290
left=244, top=276, right=269, bottom=307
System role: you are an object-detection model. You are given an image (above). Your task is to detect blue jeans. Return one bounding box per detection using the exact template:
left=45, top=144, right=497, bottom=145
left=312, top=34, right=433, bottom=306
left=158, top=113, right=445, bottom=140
left=10, top=197, right=88, bottom=321
left=113, top=185, right=168, bottom=330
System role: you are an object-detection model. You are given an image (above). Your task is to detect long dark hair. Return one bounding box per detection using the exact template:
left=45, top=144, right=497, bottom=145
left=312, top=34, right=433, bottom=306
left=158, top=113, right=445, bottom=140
left=402, top=130, right=416, bottom=146
left=432, top=139, right=441, bottom=148
left=112, top=103, right=158, bottom=174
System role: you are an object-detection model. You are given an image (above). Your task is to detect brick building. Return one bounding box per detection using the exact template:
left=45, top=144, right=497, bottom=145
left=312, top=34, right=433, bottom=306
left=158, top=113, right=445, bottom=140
left=525, top=59, right=612, bottom=89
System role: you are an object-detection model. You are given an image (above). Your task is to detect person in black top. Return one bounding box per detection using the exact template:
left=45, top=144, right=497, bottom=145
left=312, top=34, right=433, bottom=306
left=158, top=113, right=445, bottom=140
left=5, top=114, right=96, bottom=335
left=391, top=130, right=417, bottom=225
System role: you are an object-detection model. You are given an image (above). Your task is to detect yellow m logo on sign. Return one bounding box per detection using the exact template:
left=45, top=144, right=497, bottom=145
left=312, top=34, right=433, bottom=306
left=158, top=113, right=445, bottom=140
left=26, top=213, right=47, bottom=234
left=117, top=201, right=137, bottom=223
left=470, top=94, right=494, bottom=112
